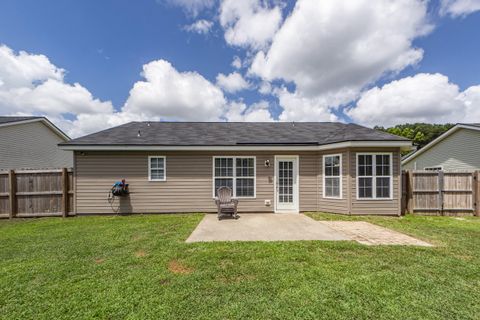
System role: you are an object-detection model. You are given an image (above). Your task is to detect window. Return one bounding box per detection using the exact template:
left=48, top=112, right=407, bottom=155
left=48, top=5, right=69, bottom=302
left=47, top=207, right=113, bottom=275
left=213, top=157, right=255, bottom=198
left=148, top=156, right=166, bottom=181
left=323, top=154, right=342, bottom=198
left=357, top=153, right=392, bottom=199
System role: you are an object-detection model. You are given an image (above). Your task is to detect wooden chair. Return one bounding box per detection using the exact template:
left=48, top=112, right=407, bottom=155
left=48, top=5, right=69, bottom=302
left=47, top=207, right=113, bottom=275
left=215, top=186, right=239, bottom=220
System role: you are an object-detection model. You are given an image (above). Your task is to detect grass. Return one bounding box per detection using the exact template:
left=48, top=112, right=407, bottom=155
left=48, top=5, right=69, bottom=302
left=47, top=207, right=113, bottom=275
left=1, top=213, right=479, bottom=320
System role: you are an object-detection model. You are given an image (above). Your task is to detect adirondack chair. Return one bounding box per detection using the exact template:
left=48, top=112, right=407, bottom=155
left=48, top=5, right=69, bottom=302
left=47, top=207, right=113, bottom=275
left=215, top=186, right=239, bottom=220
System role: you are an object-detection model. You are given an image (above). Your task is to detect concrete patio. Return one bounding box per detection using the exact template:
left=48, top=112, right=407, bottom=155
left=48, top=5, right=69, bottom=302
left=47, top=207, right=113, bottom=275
left=186, top=213, right=432, bottom=246
left=186, top=213, right=349, bottom=242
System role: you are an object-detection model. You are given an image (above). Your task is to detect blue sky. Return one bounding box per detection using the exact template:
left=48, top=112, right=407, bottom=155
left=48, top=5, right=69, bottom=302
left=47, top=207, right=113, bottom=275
left=0, top=0, right=479, bottom=137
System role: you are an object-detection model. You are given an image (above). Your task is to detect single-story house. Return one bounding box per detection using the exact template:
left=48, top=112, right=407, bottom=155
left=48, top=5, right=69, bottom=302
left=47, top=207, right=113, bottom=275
left=59, top=122, right=411, bottom=216
left=402, top=123, right=480, bottom=171
left=0, top=116, right=73, bottom=170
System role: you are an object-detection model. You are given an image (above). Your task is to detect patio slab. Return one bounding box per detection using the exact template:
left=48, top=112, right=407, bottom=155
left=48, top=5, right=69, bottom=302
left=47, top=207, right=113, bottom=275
left=187, top=214, right=433, bottom=246
left=186, top=213, right=349, bottom=242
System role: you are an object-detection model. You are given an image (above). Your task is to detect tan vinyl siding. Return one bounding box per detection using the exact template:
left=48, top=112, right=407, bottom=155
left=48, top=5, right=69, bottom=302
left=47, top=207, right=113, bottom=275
left=350, top=148, right=401, bottom=216
left=76, top=151, right=297, bottom=214
left=403, top=128, right=480, bottom=171
left=0, top=121, right=72, bottom=170
left=298, top=153, right=318, bottom=211
left=74, top=148, right=402, bottom=215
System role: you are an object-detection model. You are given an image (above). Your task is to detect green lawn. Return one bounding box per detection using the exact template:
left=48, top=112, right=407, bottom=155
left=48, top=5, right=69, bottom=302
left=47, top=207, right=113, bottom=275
left=1, top=213, right=479, bottom=320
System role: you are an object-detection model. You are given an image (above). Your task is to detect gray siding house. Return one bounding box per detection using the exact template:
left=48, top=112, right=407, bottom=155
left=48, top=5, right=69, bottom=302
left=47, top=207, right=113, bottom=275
left=60, top=122, right=411, bottom=216
left=402, top=123, right=480, bottom=171
left=0, top=116, right=73, bottom=170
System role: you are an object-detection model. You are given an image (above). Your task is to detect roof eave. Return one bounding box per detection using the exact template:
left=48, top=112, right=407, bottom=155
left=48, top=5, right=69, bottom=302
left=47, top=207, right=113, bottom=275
left=59, top=140, right=412, bottom=152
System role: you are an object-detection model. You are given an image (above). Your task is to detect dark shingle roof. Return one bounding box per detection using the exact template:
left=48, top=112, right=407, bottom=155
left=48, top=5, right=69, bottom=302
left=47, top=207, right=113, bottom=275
left=0, top=116, right=42, bottom=125
left=61, top=122, right=409, bottom=147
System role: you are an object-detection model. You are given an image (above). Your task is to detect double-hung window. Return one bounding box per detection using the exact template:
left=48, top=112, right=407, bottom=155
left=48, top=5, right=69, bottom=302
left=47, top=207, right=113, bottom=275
left=323, top=154, right=342, bottom=198
left=213, top=157, right=255, bottom=198
left=148, top=156, right=166, bottom=181
left=357, top=153, right=392, bottom=199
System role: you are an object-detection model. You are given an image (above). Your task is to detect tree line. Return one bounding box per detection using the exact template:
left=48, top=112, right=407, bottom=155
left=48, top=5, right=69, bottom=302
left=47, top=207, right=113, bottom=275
left=374, top=123, right=454, bottom=150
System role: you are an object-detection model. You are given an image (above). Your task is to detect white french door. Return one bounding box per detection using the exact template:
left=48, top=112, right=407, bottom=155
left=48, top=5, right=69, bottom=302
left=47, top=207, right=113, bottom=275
left=275, top=156, right=299, bottom=213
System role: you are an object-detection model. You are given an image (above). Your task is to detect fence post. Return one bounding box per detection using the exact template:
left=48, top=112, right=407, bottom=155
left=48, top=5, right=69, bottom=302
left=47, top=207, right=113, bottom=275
left=407, top=170, right=414, bottom=214
left=438, top=171, right=444, bottom=216
left=8, top=170, right=16, bottom=219
left=474, top=171, right=480, bottom=217
left=401, top=171, right=406, bottom=215
left=61, top=168, right=69, bottom=218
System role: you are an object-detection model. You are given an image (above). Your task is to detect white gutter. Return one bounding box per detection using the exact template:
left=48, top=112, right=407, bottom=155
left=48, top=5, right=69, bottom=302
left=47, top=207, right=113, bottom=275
left=59, top=140, right=412, bottom=152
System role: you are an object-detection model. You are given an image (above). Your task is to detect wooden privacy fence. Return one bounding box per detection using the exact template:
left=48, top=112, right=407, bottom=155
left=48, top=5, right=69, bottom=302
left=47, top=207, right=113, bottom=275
left=402, top=170, right=480, bottom=216
left=0, top=168, right=74, bottom=218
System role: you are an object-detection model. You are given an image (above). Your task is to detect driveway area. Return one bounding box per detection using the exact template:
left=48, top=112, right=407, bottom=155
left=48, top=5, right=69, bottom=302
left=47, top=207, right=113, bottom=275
left=186, top=214, right=349, bottom=242
left=186, top=214, right=432, bottom=246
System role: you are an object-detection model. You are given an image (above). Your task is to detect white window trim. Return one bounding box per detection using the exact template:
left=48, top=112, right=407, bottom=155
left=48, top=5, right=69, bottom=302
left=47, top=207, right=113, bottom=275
left=212, top=156, right=256, bottom=199
left=322, top=154, right=343, bottom=199
left=148, top=156, right=166, bottom=182
left=356, top=152, right=393, bottom=200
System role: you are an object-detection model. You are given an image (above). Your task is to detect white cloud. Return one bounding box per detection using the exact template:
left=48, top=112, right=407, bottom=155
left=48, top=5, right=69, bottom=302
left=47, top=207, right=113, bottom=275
left=258, top=81, right=272, bottom=95
left=0, top=79, right=114, bottom=116
left=250, top=0, right=431, bottom=106
left=0, top=44, right=122, bottom=137
left=275, top=88, right=339, bottom=122
left=0, top=45, right=231, bottom=138
left=124, top=60, right=227, bottom=120
left=0, top=45, right=64, bottom=89
left=457, top=84, right=480, bottom=119
left=225, top=100, right=274, bottom=121
left=1, top=44, right=285, bottom=138
left=219, top=0, right=283, bottom=50
left=216, top=71, right=250, bottom=93
left=231, top=56, right=242, bottom=69
left=183, top=19, right=214, bottom=34
left=163, top=0, right=215, bottom=16
left=347, top=73, right=480, bottom=127
left=440, top=0, right=480, bottom=17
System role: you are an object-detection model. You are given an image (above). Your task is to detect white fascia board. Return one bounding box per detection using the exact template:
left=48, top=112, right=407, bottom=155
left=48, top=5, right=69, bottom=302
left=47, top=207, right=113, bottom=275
left=59, top=140, right=411, bottom=151
left=40, top=118, right=71, bottom=141
left=457, top=124, right=480, bottom=132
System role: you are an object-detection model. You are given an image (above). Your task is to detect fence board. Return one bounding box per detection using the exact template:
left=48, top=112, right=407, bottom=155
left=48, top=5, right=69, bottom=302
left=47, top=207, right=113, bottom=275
left=0, top=168, right=73, bottom=219
left=403, top=170, right=478, bottom=216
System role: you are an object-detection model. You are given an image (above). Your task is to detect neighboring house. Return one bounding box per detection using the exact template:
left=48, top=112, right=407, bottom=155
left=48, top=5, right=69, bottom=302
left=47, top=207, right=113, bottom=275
left=402, top=123, right=480, bottom=171
left=59, top=122, right=411, bottom=216
left=0, top=116, right=73, bottom=170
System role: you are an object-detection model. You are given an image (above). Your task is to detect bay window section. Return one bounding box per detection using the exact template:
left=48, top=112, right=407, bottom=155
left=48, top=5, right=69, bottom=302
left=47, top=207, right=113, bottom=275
left=214, top=157, right=255, bottom=198
left=323, top=154, right=342, bottom=198
left=357, top=153, right=392, bottom=199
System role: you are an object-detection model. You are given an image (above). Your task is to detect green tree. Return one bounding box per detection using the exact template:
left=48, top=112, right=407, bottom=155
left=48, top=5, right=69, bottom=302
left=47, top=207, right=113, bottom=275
left=374, top=123, right=454, bottom=149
